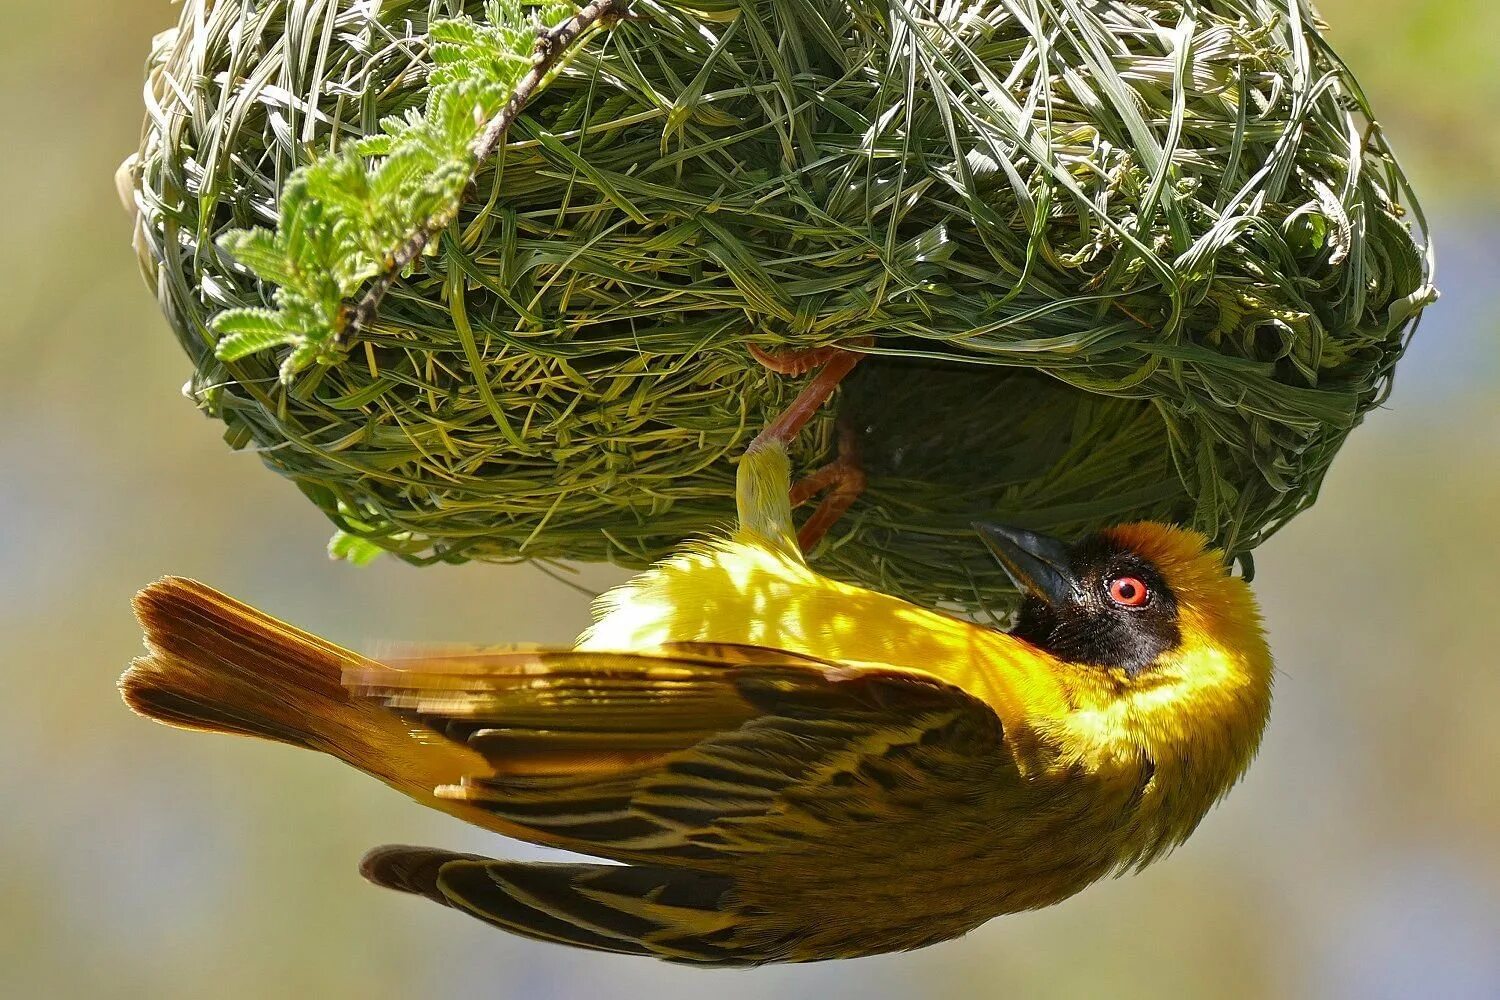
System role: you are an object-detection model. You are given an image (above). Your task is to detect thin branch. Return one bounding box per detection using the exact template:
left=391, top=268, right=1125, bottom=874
left=346, top=0, right=627, bottom=341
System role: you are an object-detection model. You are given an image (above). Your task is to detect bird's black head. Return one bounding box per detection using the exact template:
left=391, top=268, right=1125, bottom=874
left=975, top=523, right=1182, bottom=674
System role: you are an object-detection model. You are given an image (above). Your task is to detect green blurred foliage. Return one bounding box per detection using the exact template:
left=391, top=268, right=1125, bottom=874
left=0, top=1, right=1495, bottom=997
left=1317, top=0, right=1500, bottom=202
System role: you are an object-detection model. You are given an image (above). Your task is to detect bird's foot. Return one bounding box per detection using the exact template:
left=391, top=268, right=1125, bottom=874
left=748, top=343, right=844, bottom=377
left=747, top=338, right=870, bottom=453
left=789, top=423, right=865, bottom=552
left=746, top=339, right=871, bottom=552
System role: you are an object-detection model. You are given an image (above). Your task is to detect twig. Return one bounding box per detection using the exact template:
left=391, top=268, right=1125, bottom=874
left=346, top=0, right=627, bottom=341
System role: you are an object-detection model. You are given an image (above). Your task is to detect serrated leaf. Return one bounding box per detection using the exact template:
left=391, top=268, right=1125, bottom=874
left=203, top=0, right=575, bottom=383
left=278, top=340, right=323, bottom=382
left=215, top=323, right=296, bottom=361
left=354, top=134, right=395, bottom=156
left=218, top=229, right=296, bottom=287
left=213, top=306, right=289, bottom=335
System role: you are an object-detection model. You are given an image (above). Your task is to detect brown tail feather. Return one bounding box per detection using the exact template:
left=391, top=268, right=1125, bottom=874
left=120, top=578, right=488, bottom=805
left=122, top=577, right=360, bottom=751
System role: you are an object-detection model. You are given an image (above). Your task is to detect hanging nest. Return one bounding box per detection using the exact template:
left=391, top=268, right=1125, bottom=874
left=122, top=0, right=1435, bottom=612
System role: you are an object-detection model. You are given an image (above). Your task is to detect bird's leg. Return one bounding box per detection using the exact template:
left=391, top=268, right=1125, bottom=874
left=788, top=422, right=865, bottom=552
left=747, top=340, right=870, bottom=551
left=748, top=348, right=863, bottom=451
left=748, top=339, right=870, bottom=451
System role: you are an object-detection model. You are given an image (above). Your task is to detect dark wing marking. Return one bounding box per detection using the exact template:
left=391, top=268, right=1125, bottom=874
left=347, top=644, right=1005, bottom=863
left=360, top=845, right=774, bottom=966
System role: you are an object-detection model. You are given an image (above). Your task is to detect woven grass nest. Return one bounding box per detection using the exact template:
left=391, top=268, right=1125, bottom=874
left=124, top=0, right=1434, bottom=613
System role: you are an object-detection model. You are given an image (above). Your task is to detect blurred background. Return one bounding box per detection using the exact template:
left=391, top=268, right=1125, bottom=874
left=1, top=1, right=1496, bottom=997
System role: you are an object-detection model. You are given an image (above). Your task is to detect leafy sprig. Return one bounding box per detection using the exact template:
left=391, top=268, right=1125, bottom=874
left=211, top=0, right=588, bottom=382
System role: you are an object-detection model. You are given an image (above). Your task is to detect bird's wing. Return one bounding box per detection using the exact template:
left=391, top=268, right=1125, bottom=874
left=345, top=643, right=1008, bottom=864
left=359, top=845, right=760, bottom=965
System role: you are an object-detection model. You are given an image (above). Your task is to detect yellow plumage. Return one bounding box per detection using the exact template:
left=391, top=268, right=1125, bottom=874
left=585, top=443, right=1271, bottom=806
left=119, top=440, right=1273, bottom=965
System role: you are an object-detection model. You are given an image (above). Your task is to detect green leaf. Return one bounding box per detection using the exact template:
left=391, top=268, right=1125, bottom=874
left=278, top=340, right=323, bottom=383
left=201, top=0, right=575, bottom=383
left=218, top=229, right=296, bottom=287
left=212, top=308, right=297, bottom=360
left=213, top=307, right=289, bottom=336
left=328, top=530, right=385, bottom=566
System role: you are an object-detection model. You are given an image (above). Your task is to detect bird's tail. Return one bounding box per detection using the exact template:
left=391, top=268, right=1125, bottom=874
left=120, top=577, right=480, bottom=800
left=121, top=577, right=360, bottom=749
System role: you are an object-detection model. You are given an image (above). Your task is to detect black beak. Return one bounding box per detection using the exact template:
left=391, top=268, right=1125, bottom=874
left=973, top=522, right=1083, bottom=607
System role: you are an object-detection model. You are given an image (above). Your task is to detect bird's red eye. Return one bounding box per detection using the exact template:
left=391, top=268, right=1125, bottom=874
left=1108, top=576, right=1149, bottom=607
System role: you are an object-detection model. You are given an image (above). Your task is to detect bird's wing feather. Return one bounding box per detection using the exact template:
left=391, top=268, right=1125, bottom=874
left=346, top=644, right=1007, bottom=864
left=348, top=643, right=840, bottom=754
left=360, top=845, right=772, bottom=965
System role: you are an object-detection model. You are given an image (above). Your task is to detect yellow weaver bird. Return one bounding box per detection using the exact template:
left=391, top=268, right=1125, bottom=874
left=120, top=433, right=1273, bottom=965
